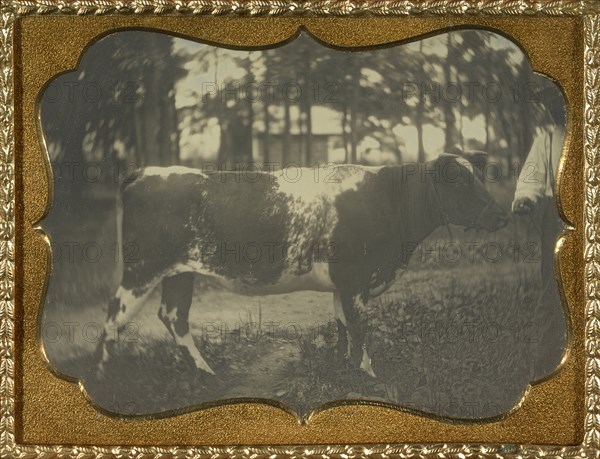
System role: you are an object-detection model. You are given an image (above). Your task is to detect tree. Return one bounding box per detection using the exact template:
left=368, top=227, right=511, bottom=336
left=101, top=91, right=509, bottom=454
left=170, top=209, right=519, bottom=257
left=41, top=31, right=185, bottom=198
left=442, top=34, right=461, bottom=151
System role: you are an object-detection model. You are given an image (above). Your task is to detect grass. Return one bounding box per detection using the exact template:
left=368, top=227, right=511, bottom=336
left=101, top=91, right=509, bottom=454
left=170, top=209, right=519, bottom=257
left=41, top=179, right=566, bottom=418
left=282, top=262, right=543, bottom=418
left=44, top=198, right=120, bottom=314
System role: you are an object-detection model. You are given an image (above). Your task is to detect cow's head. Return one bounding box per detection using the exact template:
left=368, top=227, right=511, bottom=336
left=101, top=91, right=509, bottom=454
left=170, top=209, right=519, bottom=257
left=428, top=151, right=508, bottom=232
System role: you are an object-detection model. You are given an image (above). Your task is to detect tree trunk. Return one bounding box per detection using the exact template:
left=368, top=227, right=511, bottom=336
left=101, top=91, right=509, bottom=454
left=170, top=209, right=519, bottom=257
left=135, top=65, right=162, bottom=166
left=416, top=42, right=427, bottom=162
left=298, top=104, right=305, bottom=166
left=217, top=119, right=231, bottom=168
left=224, top=111, right=252, bottom=169
left=305, top=99, right=312, bottom=165
left=443, top=34, right=459, bottom=151
left=349, top=67, right=359, bottom=164
left=283, top=99, right=291, bottom=167
left=303, top=58, right=313, bottom=166
left=457, top=101, right=464, bottom=151
left=263, top=96, right=270, bottom=164
left=61, top=121, right=88, bottom=201
left=245, top=55, right=255, bottom=165
left=392, top=133, right=403, bottom=163
left=484, top=104, right=491, bottom=152
left=159, top=78, right=180, bottom=166
left=212, top=48, right=228, bottom=170
left=416, top=105, right=426, bottom=163
left=342, top=101, right=349, bottom=163
left=262, top=54, right=272, bottom=165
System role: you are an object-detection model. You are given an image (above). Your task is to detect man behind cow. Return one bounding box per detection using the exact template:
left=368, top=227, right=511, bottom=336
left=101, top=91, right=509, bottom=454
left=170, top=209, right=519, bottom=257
left=511, top=84, right=566, bottom=379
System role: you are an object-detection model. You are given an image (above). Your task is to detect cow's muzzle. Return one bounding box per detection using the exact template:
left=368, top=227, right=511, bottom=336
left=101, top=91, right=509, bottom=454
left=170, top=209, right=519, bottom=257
left=473, top=202, right=509, bottom=232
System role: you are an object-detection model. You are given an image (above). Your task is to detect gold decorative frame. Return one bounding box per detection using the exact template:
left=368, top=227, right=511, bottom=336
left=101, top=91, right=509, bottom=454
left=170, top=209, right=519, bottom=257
left=1, top=0, right=599, bottom=456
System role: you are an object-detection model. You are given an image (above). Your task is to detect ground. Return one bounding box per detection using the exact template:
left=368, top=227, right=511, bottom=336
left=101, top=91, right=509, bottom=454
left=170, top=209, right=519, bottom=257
left=41, top=184, right=566, bottom=419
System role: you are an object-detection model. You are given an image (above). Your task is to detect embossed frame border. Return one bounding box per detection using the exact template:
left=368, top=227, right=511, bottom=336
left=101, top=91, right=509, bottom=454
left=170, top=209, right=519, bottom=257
left=1, top=1, right=599, bottom=457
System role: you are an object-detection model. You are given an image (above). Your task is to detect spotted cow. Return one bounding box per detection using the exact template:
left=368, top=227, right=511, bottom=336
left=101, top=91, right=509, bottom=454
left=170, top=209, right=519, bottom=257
left=96, top=152, right=508, bottom=378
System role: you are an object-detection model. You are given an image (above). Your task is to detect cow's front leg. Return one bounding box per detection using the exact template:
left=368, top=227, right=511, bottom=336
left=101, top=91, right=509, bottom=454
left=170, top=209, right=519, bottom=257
left=159, top=272, right=216, bottom=376
left=338, top=291, right=376, bottom=378
left=333, top=291, right=350, bottom=361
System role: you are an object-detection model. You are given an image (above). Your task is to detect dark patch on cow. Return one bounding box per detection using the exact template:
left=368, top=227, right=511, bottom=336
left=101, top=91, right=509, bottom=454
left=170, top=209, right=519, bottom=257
left=120, top=173, right=201, bottom=293
left=193, top=172, right=291, bottom=285
left=160, top=272, right=194, bottom=335
left=119, top=170, right=338, bottom=290
left=338, top=290, right=369, bottom=366
left=173, top=319, right=190, bottom=337
left=329, top=164, right=443, bottom=302
left=157, top=305, right=171, bottom=336
left=122, top=168, right=142, bottom=193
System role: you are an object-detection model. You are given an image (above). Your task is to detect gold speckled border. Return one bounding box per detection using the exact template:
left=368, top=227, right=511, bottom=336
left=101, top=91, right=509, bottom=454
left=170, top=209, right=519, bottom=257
left=1, top=1, right=599, bottom=457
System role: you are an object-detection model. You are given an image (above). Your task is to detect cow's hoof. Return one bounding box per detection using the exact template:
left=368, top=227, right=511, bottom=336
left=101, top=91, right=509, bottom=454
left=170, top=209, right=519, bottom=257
left=198, top=369, right=224, bottom=386
left=94, top=365, right=107, bottom=381
left=361, top=367, right=377, bottom=379
left=360, top=347, right=377, bottom=378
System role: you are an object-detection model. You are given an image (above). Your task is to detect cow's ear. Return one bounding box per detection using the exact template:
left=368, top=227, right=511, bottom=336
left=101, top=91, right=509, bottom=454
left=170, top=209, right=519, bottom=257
left=438, top=152, right=460, bottom=166
left=461, top=150, right=488, bottom=174
left=445, top=146, right=464, bottom=156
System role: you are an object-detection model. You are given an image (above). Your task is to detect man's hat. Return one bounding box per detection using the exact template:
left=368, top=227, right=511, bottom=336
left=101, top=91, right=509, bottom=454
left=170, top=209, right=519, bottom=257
left=531, top=81, right=565, bottom=125
left=532, top=83, right=563, bottom=106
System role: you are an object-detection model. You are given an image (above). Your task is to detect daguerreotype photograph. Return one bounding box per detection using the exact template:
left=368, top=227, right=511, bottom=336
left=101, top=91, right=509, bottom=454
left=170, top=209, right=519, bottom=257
left=39, top=29, right=568, bottom=419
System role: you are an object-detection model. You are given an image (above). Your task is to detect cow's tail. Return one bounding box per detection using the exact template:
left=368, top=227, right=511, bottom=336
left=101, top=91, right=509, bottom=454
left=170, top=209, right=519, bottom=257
left=115, top=169, right=141, bottom=283
left=115, top=181, right=124, bottom=284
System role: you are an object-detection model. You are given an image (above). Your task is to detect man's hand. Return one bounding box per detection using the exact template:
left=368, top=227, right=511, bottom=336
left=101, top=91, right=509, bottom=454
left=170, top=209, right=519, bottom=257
left=512, top=196, right=535, bottom=215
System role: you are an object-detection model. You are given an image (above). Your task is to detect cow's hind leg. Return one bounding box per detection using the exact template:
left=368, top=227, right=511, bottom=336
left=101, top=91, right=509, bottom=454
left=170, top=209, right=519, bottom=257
left=96, top=282, right=158, bottom=378
left=158, top=272, right=216, bottom=376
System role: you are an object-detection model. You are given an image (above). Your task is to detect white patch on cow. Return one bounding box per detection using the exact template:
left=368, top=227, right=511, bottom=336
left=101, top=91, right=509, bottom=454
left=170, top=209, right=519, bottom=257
left=174, top=327, right=216, bottom=375
left=143, top=166, right=207, bottom=179
left=270, top=165, right=374, bottom=292
left=338, top=170, right=367, bottom=190
left=273, top=165, right=371, bottom=202
left=273, top=168, right=327, bottom=202
left=173, top=261, right=335, bottom=296
left=454, top=157, right=475, bottom=177
left=158, top=301, right=178, bottom=325
left=360, top=347, right=376, bottom=377
left=359, top=165, right=385, bottom=173
left=107, top=285, right=157, bottom=333
left=98, top=282, right=160, bottom=375
left=115, top=285, right=143, bottom=307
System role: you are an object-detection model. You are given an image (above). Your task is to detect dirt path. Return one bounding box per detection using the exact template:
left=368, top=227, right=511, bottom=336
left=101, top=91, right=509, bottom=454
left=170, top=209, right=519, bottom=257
left=222, top=340, right=299, bottom=399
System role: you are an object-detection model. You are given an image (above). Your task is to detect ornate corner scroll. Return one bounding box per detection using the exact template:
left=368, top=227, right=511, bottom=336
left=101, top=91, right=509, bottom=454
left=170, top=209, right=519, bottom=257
left=0, top=1, right=599, bottom=458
